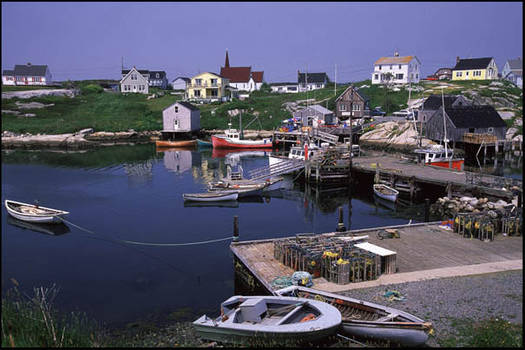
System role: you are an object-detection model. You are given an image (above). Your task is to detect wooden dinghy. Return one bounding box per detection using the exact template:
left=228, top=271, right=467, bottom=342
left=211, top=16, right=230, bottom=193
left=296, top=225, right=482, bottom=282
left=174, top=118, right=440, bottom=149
left=196, top=139, right=212, bottom=148
left=155, top=139, right=197, bottom=148
left=4, top=200, right=69, bottom=224
left=182, top=191, right=238, bottom=202
left=208, top=180, right=268, bottom=197
left=275, top=286, right=432, bottom=347
left=373, top=184, right=399, bottom=203
left=193, top=295, right=341, bottom=345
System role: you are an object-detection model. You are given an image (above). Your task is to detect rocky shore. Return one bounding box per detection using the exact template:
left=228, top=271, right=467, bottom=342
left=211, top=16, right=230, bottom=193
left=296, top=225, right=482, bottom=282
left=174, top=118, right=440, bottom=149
left=1, top=129, right=275, bottom=150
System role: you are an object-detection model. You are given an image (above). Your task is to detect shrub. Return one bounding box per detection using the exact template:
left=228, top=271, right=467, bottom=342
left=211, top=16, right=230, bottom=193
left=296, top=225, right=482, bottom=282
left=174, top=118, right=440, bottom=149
left=80, top=84, right=103, bottom=95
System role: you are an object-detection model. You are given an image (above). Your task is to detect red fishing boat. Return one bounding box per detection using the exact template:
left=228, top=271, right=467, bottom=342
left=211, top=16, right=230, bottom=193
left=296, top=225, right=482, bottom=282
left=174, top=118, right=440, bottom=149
left=211, top=124, right=272, bottom=149
left=414, top=145, right=464, bottom=171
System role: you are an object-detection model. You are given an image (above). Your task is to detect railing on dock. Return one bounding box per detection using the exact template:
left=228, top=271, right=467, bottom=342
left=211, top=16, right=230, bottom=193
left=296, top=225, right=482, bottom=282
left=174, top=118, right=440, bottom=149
left=248, top=159, right=305, bottom=181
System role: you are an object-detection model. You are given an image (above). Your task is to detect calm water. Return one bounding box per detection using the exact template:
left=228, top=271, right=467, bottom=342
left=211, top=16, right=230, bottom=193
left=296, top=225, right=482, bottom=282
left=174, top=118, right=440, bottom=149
left=2, top=143, right=516, bottom=327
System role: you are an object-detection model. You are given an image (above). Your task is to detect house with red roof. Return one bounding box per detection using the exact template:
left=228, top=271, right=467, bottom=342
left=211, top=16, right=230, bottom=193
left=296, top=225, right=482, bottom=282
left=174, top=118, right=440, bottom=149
left=219, top=50, right=264, bottom=92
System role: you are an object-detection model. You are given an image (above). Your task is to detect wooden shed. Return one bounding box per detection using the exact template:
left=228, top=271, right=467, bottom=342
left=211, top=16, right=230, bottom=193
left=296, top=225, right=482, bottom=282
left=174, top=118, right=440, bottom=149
left=161, top=101, right=200, bottom=139
left=425, top=105, right=507, bottom=143
left=354, top=242, right=397, bottom=275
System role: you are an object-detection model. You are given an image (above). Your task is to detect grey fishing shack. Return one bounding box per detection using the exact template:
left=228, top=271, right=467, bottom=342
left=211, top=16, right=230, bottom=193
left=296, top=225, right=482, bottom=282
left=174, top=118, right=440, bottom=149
left=161, top=101, right=200, bottom=139
left=425, top=105, right=507, bottom=143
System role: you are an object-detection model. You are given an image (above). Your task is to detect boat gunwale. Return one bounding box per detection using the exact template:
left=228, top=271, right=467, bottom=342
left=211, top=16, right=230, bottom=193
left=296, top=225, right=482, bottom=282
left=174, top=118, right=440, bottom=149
left=5, top=200, right=69, bottom=217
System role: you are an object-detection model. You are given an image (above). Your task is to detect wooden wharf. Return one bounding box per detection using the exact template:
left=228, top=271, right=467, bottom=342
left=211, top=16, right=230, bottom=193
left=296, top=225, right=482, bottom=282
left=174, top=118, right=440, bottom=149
left=231, top=222, right=523, bottom=295
left=352, top=155, right=522, bottom=202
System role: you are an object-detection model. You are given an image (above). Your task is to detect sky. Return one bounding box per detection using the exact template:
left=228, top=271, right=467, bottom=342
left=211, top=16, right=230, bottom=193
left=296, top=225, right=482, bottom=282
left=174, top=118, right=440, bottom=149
left=1, top=2, right=523, bottom=83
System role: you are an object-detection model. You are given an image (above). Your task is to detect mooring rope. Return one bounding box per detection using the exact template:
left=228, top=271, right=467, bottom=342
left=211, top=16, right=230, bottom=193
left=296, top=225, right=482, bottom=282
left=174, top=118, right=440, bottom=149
left=57, top=217, right=233, bottom=247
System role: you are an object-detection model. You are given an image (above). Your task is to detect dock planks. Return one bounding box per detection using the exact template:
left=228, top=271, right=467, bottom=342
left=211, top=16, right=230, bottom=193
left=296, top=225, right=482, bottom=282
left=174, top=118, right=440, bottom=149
left=231, top=222, right=522, bottom=294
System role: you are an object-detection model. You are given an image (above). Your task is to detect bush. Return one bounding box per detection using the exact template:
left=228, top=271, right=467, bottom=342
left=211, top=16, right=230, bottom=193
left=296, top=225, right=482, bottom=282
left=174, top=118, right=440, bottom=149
left=80, top=84, right=103, bottom=95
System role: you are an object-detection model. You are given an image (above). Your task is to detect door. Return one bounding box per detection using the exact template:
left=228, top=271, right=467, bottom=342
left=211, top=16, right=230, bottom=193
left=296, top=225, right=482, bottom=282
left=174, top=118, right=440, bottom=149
left=174, top=119, right=179, bottom=130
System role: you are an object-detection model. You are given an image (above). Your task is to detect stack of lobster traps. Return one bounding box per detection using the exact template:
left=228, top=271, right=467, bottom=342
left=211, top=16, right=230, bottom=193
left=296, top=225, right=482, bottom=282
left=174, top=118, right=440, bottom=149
left=453, top=209, right=522, bottom=241
left=273, top=234, right=380, bottom=284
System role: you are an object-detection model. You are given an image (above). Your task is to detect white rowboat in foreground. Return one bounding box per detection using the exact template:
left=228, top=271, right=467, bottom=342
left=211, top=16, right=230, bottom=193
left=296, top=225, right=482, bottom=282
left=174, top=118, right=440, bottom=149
left=4, top=200, right=69, bottom=224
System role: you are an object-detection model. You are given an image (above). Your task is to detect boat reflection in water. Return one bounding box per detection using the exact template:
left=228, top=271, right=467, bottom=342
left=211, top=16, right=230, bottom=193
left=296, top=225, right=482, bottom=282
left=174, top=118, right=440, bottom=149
left=7, top=216, right=70, bottom=236
left=183, top=200, right=239, bottom=208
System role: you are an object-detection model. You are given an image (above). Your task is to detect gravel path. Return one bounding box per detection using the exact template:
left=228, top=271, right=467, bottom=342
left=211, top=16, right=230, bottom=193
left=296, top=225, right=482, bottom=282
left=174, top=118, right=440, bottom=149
left=339, top=270, right=522, bottom=347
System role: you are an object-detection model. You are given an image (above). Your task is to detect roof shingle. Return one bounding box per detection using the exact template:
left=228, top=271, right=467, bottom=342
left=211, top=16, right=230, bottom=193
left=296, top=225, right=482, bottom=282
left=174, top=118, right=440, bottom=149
left=14, top=64, right=48, bottom=76
left=453, top=57, right=493, bottom=70
left=374, top=56, right=414, bottom=65
left=445, top=105, right=507, bottom=128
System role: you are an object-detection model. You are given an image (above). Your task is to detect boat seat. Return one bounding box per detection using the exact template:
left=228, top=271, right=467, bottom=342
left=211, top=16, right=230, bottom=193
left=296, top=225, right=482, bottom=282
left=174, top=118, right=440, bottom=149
left=375, top=313, right=399, bottom=322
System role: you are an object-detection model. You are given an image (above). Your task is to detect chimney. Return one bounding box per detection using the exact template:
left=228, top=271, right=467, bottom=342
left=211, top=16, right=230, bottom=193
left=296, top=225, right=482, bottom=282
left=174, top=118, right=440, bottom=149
left=456, top=56, right=460, bottom=64
left=394, top=51, right=399, bottom=57
left=27, top=62, right=31, bottom=66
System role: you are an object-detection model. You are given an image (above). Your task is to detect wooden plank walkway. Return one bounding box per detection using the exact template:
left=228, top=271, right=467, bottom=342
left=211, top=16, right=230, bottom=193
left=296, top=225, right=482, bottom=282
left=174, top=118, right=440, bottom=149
left=352, top=156, right=520, bottom=199
left=231, top=222, right=522, bottom=294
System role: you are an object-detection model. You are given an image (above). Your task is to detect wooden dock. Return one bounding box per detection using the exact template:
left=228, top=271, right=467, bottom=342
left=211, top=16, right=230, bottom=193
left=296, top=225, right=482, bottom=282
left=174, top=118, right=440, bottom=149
left=352, top=155, right=521, bottom=201
left=231, top=222, right=522, bottom=294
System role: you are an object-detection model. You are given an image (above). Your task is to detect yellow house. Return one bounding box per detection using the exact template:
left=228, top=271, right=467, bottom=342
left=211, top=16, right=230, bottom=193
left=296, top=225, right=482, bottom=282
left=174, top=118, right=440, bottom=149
left=186, top=72, right=231, bottom=102
left=452, top=57, right=498, bottom=81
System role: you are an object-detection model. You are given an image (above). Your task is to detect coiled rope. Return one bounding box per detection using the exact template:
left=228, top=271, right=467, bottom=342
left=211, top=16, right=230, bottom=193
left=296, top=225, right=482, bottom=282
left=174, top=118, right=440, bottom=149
left=58, top=217, right=233, bottom=247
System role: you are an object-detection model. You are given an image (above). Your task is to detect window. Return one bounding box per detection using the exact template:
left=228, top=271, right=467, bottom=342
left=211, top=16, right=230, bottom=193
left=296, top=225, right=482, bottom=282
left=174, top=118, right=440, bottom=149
left=156, top=73, right=160, bottom=78
left=132, top=74, right=137, bottom=80
left=466, top=71, right=469, bottom=76
left=398, top=64, right=402, bottom=69
left=379, top=65, right=382, bottom=70
left=416, top=74, right=418, bottom=79
left=195, top=79, right=202, bottom=86
left=456, top=71, right=462, bottom=77
left=469, top=128, right=475, bottom=133
left=174, top=119, right=179, bottom=129
left=390, top=65, right=393, bottom=70
left=488, top=127, right=494, bottom=134
left=374, top=74, right=379, bottom=80
left=396, top=73, right=404, bottom=80
left=194, top=90, right=201, bottom=97
left=210, top=79, right=217, bottom=86
left=352, top=104, right=360, bottom=111
left=340, top=104, right=347, bottom=111
left=175, top=106, right=179, bottom=113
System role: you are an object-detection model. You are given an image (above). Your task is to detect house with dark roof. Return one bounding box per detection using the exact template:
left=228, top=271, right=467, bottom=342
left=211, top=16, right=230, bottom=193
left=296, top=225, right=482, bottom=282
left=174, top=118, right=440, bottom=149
left=501, top=58, right=522, bottom=87
left=297, top=71, right=329, bottom=91
left=335, top=85, right=370, bottom=121
left=425, top=105, right=507, bottom=143
left=171, top=77, right=190, bottom=90
left=270, top=82, right=299, bottom=93
left=2, top=63, right=52, bottom=86
left=149, top=71, right=168, bottom=89
left=293, top=104, right=336, bottom=126
left=161, top=101, right=200, bottom=138
left=418, top=94, right=471, bottom=123
left=452, top=57, right=498, bottom=81
left=120, top=67, right=149, bottom=94
left=219, top=50, right=264, bottom=92
left=432, top=67, right=453, bottom=80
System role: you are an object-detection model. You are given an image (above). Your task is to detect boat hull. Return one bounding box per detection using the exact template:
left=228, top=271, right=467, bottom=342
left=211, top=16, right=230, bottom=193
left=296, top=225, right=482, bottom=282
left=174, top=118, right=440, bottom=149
left=197, top=139, right=212, bottom=148
left=183, top=192, right=238, bottom=202
left=156, top=140, right=197, bottom=148
left=427, top=159, right=464, bottom=171
left=342, top=322, right=429, bottom=347
left=212, top=135, right=273, bottom=149
left=4, top=200, right=69, bottom=224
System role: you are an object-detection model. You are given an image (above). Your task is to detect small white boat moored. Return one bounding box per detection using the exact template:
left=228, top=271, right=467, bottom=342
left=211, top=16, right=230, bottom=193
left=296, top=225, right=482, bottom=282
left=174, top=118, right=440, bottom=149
left=373, top=184, right=399, bottom=203
left=182, top=191, right=238, bottom=202
left=4, top=200, right=69, bottom=224
left=193, top=295, right=342, bottom=345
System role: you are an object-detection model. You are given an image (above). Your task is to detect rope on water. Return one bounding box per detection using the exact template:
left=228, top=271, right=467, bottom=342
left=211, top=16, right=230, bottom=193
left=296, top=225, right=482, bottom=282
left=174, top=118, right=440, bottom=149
left=57, top=217, right=233, bottom=247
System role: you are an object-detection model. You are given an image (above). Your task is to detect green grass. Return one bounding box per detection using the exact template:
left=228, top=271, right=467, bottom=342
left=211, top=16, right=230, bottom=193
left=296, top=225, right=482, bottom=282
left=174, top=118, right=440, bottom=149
left=439, top=317, right=522, bottom=347
left=1, top=283, right=103, bottom=347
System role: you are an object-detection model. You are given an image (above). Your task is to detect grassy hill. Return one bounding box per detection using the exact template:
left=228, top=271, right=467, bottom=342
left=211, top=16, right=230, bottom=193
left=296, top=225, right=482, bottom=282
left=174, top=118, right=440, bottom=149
left=1, top=79, right=522, bottom=135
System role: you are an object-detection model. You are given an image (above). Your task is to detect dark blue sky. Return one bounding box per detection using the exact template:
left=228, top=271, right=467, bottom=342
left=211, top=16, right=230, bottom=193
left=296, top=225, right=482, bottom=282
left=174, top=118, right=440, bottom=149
left=2, top=2, right=522, bottom=83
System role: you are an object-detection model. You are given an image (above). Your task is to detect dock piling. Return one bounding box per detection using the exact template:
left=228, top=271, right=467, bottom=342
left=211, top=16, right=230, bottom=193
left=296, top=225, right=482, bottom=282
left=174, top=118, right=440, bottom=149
left=337, top=206, right=346, bottom=232
left=424, top=198, right=430, bottom=222
left=233, top=215, right=239, bottom=242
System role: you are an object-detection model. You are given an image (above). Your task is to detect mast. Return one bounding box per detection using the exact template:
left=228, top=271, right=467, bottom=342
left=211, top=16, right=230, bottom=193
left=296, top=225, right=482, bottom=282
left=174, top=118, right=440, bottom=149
left=441, top=87, right=448, bottom=158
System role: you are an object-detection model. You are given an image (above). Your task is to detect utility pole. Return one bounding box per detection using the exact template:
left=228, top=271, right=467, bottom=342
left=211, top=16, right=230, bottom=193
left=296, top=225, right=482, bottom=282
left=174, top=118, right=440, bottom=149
left=121, top=56, right=124, bottom=71
left=334, top=63, right=337, bottom=97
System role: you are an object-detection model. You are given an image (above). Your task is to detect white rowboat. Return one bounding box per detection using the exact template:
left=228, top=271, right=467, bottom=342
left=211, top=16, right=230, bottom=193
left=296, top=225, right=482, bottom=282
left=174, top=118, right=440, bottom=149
left=373, top=184, right=399, bottom=203
left=182, top=192, right=238, bottom=202
left=193, top=295, right=341, bottom=345
left=4, top=200, right=69, bottom=224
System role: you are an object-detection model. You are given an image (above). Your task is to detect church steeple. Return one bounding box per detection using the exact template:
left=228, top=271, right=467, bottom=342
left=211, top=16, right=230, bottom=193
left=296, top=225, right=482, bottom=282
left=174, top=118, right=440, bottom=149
left=224, top=49, right=230, bottom=68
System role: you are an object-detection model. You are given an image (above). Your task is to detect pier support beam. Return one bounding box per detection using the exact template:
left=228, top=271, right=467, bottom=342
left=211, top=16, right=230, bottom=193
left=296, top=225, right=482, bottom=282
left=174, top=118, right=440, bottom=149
left=233, top=215, right=239, bottom=242
left=424, top=198, right=430, bottom=222
left=337, top=206, right=346, bottom=232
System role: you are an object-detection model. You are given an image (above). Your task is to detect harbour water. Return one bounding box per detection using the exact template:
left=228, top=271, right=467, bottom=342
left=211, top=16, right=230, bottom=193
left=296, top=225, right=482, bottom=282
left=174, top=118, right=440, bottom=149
left=1, top=143, right=520, bottom=328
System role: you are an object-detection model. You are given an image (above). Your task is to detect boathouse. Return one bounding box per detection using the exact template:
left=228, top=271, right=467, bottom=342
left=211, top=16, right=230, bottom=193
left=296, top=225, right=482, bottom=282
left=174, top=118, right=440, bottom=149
left=161, top=101, right=200, bottom=138
left=425, top=105, right=507, bottom=143
left=293, top=104, right=336, bottom=126
left=417, top=94, right=471, bottom=123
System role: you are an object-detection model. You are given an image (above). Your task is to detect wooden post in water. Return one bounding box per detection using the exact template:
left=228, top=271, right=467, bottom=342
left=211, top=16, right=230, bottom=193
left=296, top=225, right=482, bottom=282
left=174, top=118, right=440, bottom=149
left=447, top=182, right=452, bottom=199
left=337, top=206, right=346, bottom=232
left=424, top=198, right=430, bottom=222
left=233, top=215, right=239, bottom=242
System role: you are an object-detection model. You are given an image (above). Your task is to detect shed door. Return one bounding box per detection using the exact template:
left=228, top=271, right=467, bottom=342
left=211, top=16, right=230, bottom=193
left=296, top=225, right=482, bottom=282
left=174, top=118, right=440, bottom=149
left=174, top=119, right=180, bottom=130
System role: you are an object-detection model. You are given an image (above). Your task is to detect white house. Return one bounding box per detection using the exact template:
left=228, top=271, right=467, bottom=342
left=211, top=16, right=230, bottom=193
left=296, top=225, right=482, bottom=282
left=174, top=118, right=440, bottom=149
left=171, top=77, right=190, bottom=90
left=2, top=70, right=15, bottom=85
left=219, top=50, right=264, bottom=92
left=2, top=63, right=53, bottom=86
left=120, top=66, right=149, bottom=94
left=371, top=52, right=421, bottom=85
left=297, top=71, right=329, bottom=92
left=270, top=82, right=299, bottom=93
left=501, top=58, right=522, bottom=88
